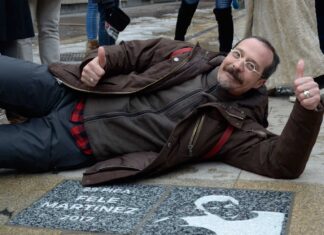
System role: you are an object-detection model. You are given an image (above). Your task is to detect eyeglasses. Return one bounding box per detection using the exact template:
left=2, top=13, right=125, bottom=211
left=230, top=49, right=263, bottom=77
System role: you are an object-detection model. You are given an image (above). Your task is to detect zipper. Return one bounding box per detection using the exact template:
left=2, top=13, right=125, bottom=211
left=84, top=88, right=203, bottom=122
left=142, top=56, right=191, bottom=90
left=247, top=128, right=267, bottom=138
left=225, top=110, right=244, bottom=120
left=188, top=114, right=205, bottom=157
left=170, top=83, right=220, bottom=117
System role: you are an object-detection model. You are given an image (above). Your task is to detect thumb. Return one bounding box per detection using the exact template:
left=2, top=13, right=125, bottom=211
left=295, top=59, right=304, bottom=79
left=97, top=46, right=106, bottom=68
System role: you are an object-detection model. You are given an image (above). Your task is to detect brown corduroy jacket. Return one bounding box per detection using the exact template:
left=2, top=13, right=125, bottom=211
left=49, top=38, right=324, bottom=186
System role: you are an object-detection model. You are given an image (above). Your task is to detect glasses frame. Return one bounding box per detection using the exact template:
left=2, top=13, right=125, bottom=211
left=230, top=49, right=263, bottom=77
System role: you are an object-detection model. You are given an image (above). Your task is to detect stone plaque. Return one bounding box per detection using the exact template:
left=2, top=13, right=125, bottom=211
left=9, top=180, right=166, bottom=234
left=141, top=187, right=292, bottom=235
left=9, top=180, right=293, bottom=234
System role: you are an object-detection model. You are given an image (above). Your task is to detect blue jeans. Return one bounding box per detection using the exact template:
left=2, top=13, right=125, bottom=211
left=86, top=0, right=98, bottom=40
left=183, top=0, right=232, bottom=9
left=0, top=56, right=93, bottom=172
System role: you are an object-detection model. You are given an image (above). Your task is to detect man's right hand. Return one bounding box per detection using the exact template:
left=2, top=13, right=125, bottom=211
left=81, top=46, right=106, bottom=87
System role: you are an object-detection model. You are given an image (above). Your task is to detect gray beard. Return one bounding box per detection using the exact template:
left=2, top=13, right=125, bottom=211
left=216, top=73, right=232, bottom=91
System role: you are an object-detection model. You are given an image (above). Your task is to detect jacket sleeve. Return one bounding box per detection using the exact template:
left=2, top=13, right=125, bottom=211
left=220, top=101, right=323, bottom=179
left=80, top=38, right=194, bottom=76
left=82, top=151, right=159, bottom=186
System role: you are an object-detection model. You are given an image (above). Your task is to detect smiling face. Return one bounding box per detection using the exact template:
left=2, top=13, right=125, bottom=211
left=203, top=200, right=241, bottom=220
left=217, top=38, right=274, bottom=96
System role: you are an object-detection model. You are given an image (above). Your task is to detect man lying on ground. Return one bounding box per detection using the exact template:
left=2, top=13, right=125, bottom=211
left=0, top=36, right=322, bottom=185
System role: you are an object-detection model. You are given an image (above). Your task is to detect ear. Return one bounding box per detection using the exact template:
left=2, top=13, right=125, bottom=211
left=253, top=78, right=266, bottom=89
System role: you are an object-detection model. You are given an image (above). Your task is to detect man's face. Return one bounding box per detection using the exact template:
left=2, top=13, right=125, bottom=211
left=217, top=38, right=273, bottom=96
left=203, top=200, right=241, bottom=220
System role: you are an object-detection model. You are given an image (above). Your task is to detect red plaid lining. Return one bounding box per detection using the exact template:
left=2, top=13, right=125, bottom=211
left=70, top=99, right=93, bottom=155
left=169, top=47, right=193, bottom=58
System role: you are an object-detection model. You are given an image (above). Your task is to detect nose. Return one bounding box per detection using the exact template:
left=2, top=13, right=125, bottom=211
left=232, top=58, right=244, bottom=71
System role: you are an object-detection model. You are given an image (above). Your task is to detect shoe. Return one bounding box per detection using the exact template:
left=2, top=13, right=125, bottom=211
left=268, top=86, right=294, bottom=97
left=6, top=111, right=28, bottom=124
left=289, top=95, right=296, bottom=103
left=86, top=40, right=99, bottom=53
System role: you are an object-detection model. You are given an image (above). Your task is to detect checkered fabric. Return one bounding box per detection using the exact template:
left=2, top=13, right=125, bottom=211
left=70, top=99, right=93, bottom=155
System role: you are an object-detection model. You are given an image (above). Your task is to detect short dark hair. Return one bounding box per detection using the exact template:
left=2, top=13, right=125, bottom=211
left=233, top=36, right=280, bottom=79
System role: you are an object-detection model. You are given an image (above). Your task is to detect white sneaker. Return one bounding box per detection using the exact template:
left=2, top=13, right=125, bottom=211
left=289, top=95, right=296, bottom=103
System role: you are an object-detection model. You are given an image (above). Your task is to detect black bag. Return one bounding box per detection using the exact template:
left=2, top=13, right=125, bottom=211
left=105, top=7, right=130, bottom=32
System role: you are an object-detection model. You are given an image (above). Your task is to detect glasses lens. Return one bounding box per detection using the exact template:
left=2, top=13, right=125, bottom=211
left=245, top=61, right=256, bottom=72
left=231, top=50, right=241, bottom=59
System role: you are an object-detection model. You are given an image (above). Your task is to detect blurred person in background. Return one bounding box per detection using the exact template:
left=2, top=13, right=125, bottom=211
left=95, top=0, right=120, bottom=46
left=86, top=0, right=100, bottom=52
left=0, top=0, right=34, bottom=59
left=174, top=0, right=237, bottom=53
left=245, top=0, right=324, bottom=97
left=315, top=0, right=324, bottom=54
left=17, top=0, right=62, bottom=64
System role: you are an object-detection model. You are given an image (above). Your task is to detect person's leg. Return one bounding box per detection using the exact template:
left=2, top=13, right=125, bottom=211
left=0, top=55, right=63, bottom=117
left=97, top=0, right=119, bottom=46
left=0, top=90, right=93, bottom=172
left=86, top=0, right=99, bottom=51
left=314, top=75, right=324, bottom=89
left=174, top=0, right=199, bottom=41
left=34, top=0, right=61, bottom=64
left=314, top=0, right=324, bottom=90
left=213, top=0, right=233, bottom=52
left=15, top=38, right=34, bottom=62
left=315, top=0, right=324, bottom=54
left=0, top=42, right=18, bottom=58
left=14, top=0, right=34, bottom=61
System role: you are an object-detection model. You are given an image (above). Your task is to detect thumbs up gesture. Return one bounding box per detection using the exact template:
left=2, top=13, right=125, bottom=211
left=81, top=46, right=106, bottom=87
left=294, top=59, right=321, bottom=110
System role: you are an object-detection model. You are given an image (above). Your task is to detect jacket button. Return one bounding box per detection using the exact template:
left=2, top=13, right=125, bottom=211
left=167, top=142, right=172, bottom=148
left=173, top=57, right=179, bottom=62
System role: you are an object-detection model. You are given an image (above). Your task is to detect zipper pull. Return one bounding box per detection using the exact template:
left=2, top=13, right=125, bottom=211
left=188, top=144, right=193, bottom=157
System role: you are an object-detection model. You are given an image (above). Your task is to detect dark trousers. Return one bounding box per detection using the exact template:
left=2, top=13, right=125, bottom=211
left=213, top=7, right=233, bottom=53
left=0, top=56, right=93, bottom=172
left=174, top=0, right=233, bottom=52
left=174, top=1, right=199, bottom=41
left=315, top=0, right=324, bottom=53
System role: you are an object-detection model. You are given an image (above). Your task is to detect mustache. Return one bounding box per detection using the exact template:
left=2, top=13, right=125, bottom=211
left=225, top=65, right=243, bottom=84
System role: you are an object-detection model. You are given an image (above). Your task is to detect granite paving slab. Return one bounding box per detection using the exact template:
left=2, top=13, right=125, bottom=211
left=9, top=181, right=166, bottom=234
left=9, top=180, right=293, bottom=235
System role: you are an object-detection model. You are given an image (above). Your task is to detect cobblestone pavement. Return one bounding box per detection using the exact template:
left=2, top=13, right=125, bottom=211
left=1, top=2, right=324, bottom=234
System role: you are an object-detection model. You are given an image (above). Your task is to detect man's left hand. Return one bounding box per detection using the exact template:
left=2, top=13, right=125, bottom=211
left=294, top=59, right=321, bottom=110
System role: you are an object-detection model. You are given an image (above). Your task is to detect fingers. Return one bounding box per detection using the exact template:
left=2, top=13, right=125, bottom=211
left=98, top=46, right=106, bottom=68
left=296, top=84, right=320, bottom=110
left=294, top=59, right=321, bottom=110
left=295, top=59, right=304, bottom=79
left=80, top=47, right=106, bottom=87
left=298, top=89, right=321, bottom=110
